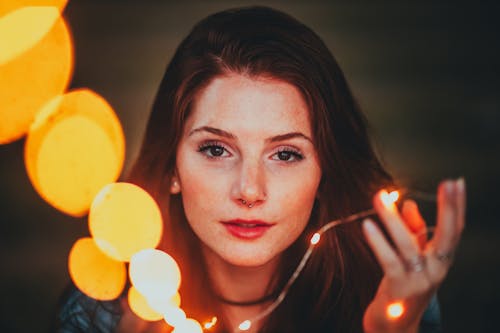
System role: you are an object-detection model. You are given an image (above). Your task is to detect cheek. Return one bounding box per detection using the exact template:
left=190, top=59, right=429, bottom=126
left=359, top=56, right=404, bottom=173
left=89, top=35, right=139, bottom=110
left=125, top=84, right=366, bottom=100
left=272, top=167, right=321, bottom=226
left=176, top=154, right=228, bottom=222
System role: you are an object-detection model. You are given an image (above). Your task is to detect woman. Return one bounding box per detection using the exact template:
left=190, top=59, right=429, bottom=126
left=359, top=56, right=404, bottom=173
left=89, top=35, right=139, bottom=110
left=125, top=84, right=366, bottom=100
left=55, top=6, right=465, bottom=333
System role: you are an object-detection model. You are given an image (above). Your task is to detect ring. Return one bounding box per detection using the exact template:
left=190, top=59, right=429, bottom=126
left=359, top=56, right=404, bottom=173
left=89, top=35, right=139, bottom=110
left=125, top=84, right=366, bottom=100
left=403, top=255, right=426, bottom=273
left=433, top=249, right=455, bottom=263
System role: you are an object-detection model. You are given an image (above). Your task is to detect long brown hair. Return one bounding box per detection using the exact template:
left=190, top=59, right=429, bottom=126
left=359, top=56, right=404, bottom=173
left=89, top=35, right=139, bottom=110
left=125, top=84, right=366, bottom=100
left=128, top=6, right=392, bottom=332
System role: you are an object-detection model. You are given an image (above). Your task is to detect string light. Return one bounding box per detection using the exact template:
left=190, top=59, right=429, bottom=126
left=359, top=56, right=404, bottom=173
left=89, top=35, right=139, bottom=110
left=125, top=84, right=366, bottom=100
left=203, top=317, right=217, bottom=330
left=233, top=189, right=438, bottom=332
left=310, top=232, right=320, bottom=245
left=380, top=190, right=400, bottom=206
left=238, top=320, right=252, bottom=331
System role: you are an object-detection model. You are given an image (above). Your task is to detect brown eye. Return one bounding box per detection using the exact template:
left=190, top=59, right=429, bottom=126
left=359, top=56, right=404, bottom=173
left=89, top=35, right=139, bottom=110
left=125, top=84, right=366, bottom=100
left=272, top=148, right=304, bottom=162
left=209, top=146, right=224, bottom=157
left=277, top=151, right=292, bottom=161
left=198, top=142, right=230, bottom=159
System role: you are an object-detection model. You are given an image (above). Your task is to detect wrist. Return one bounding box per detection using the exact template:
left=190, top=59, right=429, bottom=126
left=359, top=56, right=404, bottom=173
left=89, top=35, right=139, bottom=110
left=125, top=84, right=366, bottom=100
left=364, top=320, right=419, bottom=333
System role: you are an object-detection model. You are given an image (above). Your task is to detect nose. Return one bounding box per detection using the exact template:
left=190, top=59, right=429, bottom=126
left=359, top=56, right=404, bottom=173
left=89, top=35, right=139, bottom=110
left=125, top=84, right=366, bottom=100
left=231, top=159, right=267, bottom=208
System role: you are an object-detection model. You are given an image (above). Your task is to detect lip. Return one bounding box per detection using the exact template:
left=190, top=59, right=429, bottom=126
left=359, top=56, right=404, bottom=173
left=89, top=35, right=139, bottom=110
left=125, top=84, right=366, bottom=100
left=221, top=219, right=274, bottom=240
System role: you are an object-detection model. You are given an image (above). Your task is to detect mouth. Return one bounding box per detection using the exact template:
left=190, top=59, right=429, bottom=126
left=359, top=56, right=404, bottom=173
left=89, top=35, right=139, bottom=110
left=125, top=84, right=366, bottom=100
left=221, top=219, right=274, bottom=240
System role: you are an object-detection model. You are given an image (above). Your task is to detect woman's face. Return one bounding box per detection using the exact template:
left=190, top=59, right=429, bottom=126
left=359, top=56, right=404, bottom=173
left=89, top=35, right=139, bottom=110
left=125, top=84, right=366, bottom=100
left=174, top=74, right=322, bottom=267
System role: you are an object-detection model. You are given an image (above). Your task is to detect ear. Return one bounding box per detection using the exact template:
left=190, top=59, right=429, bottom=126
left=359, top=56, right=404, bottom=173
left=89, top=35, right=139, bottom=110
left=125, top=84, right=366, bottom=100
left=170, top=175, right=181, bottom=194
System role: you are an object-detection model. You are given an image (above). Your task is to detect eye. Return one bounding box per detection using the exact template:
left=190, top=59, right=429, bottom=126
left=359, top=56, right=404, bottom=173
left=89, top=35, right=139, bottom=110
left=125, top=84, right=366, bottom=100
left=198, top=141, right=231, bottom=159
left=272, top=148, right=304, bottom=162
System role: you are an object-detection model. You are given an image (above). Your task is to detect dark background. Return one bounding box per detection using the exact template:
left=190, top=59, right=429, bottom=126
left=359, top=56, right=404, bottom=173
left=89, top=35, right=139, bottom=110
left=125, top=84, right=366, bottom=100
left=1, top=0, right=499, bottom=332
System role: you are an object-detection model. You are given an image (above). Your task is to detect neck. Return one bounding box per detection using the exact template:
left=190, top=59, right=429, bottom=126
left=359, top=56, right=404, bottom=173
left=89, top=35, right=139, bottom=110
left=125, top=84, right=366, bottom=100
left=202, top=246, right=281, bottom=331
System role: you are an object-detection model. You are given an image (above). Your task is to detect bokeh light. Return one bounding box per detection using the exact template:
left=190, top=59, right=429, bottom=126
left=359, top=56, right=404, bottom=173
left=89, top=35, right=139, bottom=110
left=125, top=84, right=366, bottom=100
left=25, top=89, right=125, bottom=217
left=68, top=237, right=126, bottom=300
left=127, top=286, right=163, bottom=322
left=310, top=232, right=320, bottom=245
left=129, top=249, right=181, bottom=299
left=380, top=190, right=400, bottom=206
left=386, top=301, right=405, bottom=319
left=163, top=306, right=187, bottom=328
left=0, top=0, right=68, bottom=17
left=203, top=317, right=218, bottom=330
left=0, top=7, right=72, bottom=144
left=171, top=318, right=203, bottom=333
left=0, top=6, right=58, bottom=65
left=238, top=320, right=252, bottom=331
left=147, top=292, right=181, bottom=314
left=89, top=183, right=162, bottom=261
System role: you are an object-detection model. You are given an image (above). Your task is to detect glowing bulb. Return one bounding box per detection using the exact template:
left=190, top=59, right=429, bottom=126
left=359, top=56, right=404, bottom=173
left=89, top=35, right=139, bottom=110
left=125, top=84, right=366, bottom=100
left=389, top=190, right=399, bottom=202
left=203, top=317, right=217, bottom=329
left=129, top=249, right=181, bottom=299
left=310, top=232, right=321, bottom=245
left=380, top=190, right=400, bottom=206
left=89, top=183, right=162, bottom=261
left=386, top=301, right=405, bottom=319
left=238, top=320, right=251, bottom=331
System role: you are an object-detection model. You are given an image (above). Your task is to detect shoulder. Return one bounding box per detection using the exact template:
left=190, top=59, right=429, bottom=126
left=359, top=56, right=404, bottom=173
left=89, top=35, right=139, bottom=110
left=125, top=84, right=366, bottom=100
left=53, top=284, right=123, bottom=333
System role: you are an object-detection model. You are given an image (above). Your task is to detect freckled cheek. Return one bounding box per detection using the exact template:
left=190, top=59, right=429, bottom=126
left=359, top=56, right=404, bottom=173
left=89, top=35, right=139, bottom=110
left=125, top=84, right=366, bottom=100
left=177, top=158, right=231, bottom=221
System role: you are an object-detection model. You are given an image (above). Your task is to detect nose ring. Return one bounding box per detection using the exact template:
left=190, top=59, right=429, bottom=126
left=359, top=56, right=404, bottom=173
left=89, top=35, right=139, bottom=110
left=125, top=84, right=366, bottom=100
left=240, top=199, right=254, bottom=208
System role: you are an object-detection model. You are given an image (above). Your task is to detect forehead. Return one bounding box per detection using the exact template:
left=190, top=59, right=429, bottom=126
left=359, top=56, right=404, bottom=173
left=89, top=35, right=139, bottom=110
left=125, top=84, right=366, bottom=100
left=186, top=74, right=311, bottom=136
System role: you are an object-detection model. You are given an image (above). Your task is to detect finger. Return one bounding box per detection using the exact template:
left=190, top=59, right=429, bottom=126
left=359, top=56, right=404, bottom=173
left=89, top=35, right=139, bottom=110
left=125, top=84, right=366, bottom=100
left=431, top=180, right=458, bottom=254
left=373, top=191, right=421, bottom=263
left=362, top=218, right=405, bottom=277
left=456, top=177, right=466, bottom=234
left=401, top=199, right=427, bottom=249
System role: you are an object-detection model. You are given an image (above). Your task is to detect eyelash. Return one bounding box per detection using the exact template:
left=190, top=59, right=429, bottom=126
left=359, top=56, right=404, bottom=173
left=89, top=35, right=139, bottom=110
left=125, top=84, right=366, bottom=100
left=272, top=147, right=304, bottom=162
left=197, top=141, right=230, bottom=159
left=197, top=141, right=304, bottom=163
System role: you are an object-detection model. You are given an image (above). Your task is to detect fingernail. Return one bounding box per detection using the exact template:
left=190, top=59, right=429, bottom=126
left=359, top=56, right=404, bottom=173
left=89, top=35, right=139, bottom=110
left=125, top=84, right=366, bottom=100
left=402, top=199, right=416, bottom=211
left=363, top=219, right=377, bottom=234
left=456, top=177, right=465, bottom=194
left=446, top=180, right=455, bottom=195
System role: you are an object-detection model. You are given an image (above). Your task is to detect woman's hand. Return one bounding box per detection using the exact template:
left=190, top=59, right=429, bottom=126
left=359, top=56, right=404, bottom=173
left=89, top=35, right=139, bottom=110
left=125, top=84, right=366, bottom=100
left=362, top=178, right=466, bottom=333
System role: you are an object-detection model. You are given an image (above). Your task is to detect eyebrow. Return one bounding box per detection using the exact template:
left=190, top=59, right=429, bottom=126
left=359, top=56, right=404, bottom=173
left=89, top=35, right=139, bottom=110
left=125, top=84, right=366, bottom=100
left=188, top=126, right=313, bottom=143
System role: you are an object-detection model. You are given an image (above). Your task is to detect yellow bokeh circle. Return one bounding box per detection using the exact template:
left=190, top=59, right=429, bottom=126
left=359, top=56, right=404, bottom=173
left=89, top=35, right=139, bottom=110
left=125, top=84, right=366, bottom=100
left=25, top=89, right=125, bottom=217
left=68, top=237, right=126, bottom=301
left=0, top=6, right=73, bottom=144
left=0, top=0, right=68, bottom=18
left=89, top=183, right=163, bottom=262
left=128, top=286, right=163, bottom=322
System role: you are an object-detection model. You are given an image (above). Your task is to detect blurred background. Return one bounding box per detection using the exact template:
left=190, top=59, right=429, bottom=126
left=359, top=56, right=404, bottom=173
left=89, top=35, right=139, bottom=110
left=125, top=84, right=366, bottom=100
left=1, top=0, right=499, bottom=332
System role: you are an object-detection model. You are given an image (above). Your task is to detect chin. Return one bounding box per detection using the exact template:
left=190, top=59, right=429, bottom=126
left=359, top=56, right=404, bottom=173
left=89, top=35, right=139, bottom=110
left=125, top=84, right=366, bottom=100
left=206, top=243, right=281, bottom=269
